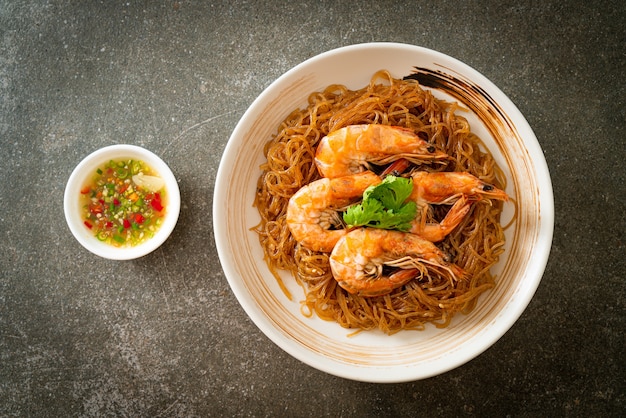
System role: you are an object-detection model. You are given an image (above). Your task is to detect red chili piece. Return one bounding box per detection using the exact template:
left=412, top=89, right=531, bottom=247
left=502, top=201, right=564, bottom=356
left=151, top=193, right=163, bottom=211
left=123, top=219, right=131, bottom=229
left=89, top=203, right=103, bottom=214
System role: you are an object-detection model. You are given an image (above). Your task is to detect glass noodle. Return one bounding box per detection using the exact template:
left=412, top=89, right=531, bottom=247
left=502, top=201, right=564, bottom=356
left=253, top=70, right=507, bottom=335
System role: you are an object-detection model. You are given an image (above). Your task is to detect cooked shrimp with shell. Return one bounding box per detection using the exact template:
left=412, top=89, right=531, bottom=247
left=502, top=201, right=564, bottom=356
left=330, top=228, right=467, bottom=297
left=286, top=171, right=380, bottom=253
left=254, top=70, right=510, bottom=334
left=408, top=171, right=508, bottom=242
left=315, top=124, right=449, bottom=179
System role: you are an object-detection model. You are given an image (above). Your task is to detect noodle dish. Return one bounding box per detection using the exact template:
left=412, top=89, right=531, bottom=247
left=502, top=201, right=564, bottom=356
left=213, top=43, right=553, bottom=382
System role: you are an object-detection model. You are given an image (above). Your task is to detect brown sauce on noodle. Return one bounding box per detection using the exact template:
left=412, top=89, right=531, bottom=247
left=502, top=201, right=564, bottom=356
left=253, top=70, right=506, bottom=334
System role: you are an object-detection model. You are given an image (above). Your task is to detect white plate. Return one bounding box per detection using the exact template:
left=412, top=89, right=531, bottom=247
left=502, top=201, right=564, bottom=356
left=213, top=43, right=553, bottom=382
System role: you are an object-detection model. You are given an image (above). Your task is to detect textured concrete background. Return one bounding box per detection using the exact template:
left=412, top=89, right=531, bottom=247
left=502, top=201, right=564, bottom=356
left=1, top=1, right=624, bottom=416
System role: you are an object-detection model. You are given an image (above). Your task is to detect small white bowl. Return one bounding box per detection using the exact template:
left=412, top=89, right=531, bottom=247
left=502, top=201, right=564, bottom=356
left=64, top=144, right=180, bottom=260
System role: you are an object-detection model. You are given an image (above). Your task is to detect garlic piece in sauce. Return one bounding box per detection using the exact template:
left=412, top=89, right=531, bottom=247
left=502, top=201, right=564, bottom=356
left=132, top=172, right=165, bottom=192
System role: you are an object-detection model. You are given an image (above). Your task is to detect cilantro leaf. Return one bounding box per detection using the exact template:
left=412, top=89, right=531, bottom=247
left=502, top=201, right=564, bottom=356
left=363, top=175, right=415, bottom=211
left=343, top=176, right=417, bottom=232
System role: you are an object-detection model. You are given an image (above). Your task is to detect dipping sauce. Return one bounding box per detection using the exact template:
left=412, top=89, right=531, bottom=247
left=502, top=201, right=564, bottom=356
left=80, top=159, right=167, bottom=247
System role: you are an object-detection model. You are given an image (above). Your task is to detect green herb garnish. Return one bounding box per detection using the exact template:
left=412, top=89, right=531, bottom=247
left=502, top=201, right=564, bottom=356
left=343, top=175, right=417, bottom=231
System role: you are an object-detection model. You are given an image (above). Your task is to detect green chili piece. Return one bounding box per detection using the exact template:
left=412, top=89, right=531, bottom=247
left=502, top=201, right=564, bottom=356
left=131, top=160, right=142, bottom=175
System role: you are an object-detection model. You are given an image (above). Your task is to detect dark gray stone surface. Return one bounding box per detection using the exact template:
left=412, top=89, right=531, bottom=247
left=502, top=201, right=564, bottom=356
left=1, top=1, right=624, bottom=416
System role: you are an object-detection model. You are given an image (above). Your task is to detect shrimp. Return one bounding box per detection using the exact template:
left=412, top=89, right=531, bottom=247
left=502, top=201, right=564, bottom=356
left=409, top=171, right=509, bottom=242
left=315, top=124, right=449, bottom=178
left=410, top=171, right=509, bottom=205
left=330, top=228, right=467, bottom=297
left=286, top=171, right=381, bottom=253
